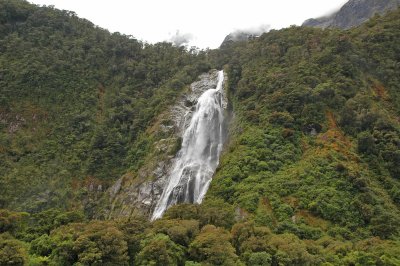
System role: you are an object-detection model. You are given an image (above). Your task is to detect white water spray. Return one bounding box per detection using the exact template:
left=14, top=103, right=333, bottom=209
left=152, top=70, right=225, bottom=220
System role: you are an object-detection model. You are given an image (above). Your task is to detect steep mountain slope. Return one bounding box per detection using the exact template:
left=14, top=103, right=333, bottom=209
left=1, top=1, right=400, bottom=265
left=95, top=70, right=227, bottom=220
left=303, top=0, right=400, bottom=29
left=214, top=6, right=400, bottom=232
left=220, top=28, right=268, bottom=48
left=208, top=8, right=400, bottom=264
left=0, top=0, right=210, bottom=212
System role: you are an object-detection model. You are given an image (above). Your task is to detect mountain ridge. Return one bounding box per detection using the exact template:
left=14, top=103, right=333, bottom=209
left=0, top=0, right=399, bottom=265
left=303, top=0, right=400, bottom=29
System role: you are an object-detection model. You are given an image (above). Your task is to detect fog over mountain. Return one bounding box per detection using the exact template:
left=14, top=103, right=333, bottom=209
left=303, top=0, right=400, bottom=28
left=1, top=0, right=400, bottom=265
left=30, top=0, right=348, bottom=48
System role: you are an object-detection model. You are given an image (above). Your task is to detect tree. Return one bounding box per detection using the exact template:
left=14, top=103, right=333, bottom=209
left=135, top=233, right=185, bottom=266
left=198, top=199, right=235, bottom=229
left=30, top=234, right=54, bottom=257
left=72, top=221, right=129, bottom=265
left=50, top=221, right=129, bottom=265
left=357, top=131, right=376, bottom=155
left=248, top=252, right=272, bottom=266
left=268, top=233, right=315, bottom=265
left=49, top=223, right=83, bottom=265
left=0, top=209, right=29, bottom=235
left=0, top=233, right=28, bottom=266
left=164, top=204, right=199, bottom=221
left=116, top=217, right=150, bottom=265
left=189, top=225, right=240, bottom=265
left=152, top=219, right=199, bottom=247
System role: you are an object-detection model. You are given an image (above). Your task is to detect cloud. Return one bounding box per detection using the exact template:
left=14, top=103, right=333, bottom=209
left=230, top=24, right=271, bottom=40
left=168, top=30, right=194, bottom=46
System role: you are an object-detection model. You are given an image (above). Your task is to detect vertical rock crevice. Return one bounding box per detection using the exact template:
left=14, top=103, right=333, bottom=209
left=102, top=70, right=228, bottom=219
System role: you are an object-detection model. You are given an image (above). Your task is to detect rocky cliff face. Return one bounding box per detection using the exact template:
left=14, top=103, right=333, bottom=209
left=303, top=0, right=400, bottom=29
left=99, top=70, right=227, bottom=219
left=220, top=32, right=260, bottom=48
left=220, top=26, right=270, bottom=48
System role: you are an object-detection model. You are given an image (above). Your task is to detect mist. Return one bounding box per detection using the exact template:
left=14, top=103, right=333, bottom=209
left=29, top=0, right=350, bottom=49
left=231, top=24, right=271, bottom=39
left=168, top=30, right=194, bottom=46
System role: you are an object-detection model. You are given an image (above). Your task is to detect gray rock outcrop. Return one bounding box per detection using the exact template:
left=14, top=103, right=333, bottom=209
left=303, top=0, right=400, bottom=29
left=101, top=70, right=227, bottom=219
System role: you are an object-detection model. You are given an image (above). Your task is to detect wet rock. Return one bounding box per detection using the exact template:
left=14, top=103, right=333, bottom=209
left=102, top=70, right=226, bottom=220
left=109, top=177, right=123, bottom=199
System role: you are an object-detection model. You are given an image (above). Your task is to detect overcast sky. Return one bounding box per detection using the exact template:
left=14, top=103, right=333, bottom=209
left=29, top=0, right=348, bottom=48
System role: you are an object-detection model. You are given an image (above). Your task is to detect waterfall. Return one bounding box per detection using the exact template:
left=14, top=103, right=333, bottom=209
left=152, top=70, right=225, bottom=220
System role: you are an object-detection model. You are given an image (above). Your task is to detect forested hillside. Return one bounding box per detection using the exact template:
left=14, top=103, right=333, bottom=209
left=0, top=0, right=210, bottom=212
left=1, top=0, right=400, bottom=265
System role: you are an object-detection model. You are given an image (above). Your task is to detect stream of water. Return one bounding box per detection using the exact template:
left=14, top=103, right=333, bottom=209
left=152, top=70, right=225, bottom=220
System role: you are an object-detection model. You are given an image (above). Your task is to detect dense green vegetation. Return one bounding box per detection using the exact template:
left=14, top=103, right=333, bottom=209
left=207, top=8, right=400, bottom=264
left=0, top=0, right=210, bottom=212
left=1, top=0, right=399, bottom=265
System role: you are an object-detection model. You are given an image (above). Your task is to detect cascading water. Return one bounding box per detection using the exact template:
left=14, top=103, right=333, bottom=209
left=152, top=70, right=225, bottom=220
